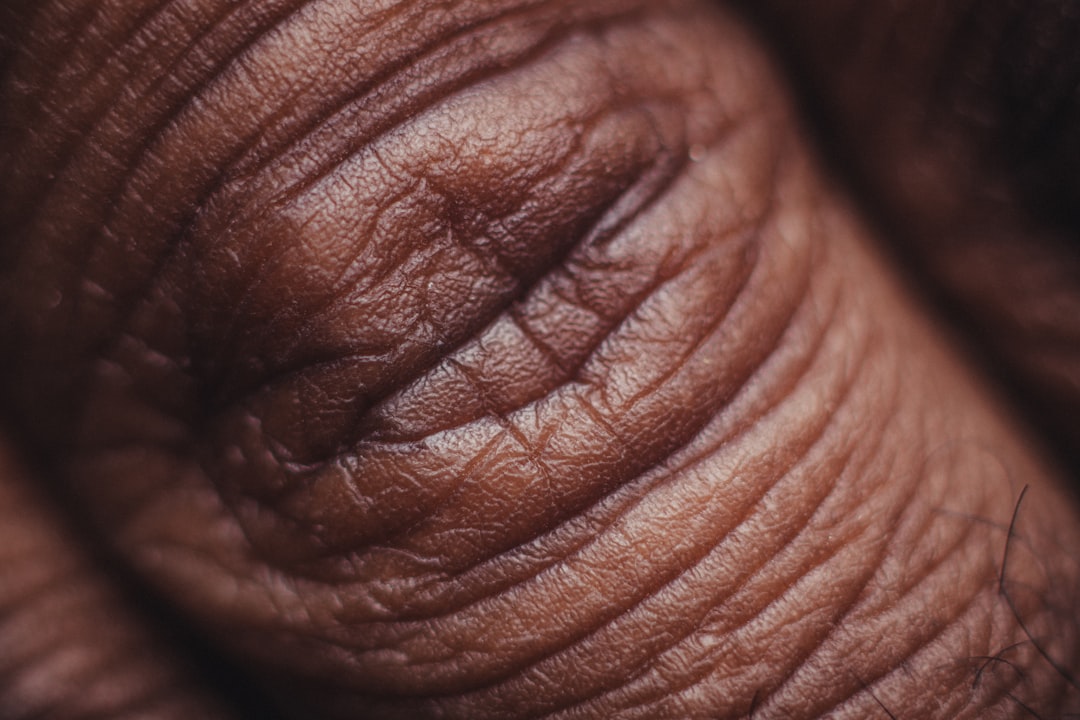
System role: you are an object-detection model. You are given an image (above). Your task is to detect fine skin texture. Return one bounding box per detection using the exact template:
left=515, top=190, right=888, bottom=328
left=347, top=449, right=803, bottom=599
left=1, top=1, right=1079, bottom=719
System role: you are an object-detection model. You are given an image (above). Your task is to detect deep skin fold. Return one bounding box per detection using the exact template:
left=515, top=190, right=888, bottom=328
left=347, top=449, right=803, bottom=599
left=0, top=1, right=1079, bottom=719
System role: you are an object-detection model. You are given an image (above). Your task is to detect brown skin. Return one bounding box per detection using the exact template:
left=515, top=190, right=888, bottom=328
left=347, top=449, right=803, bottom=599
left=744, top=0, right=1080, bottom=470
left=0, top=1, right=1079, bottom=718
left=0, top=440, right=235, bottom=719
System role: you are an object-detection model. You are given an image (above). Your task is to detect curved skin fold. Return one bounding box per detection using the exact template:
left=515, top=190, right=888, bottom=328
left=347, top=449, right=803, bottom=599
left=1, top=0, right=1079, bottom=718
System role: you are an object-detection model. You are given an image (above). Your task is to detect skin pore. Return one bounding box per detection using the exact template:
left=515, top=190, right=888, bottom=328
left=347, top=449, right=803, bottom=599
left=1, top=1, right=1079, bottom=718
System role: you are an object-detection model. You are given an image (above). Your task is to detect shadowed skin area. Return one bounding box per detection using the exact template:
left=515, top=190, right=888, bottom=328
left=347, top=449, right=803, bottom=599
left=0, top=1, right=1079, bottom=719
left=0, top=440, right=235, bottom=719
left=744, top=0, right=1080, bottom=475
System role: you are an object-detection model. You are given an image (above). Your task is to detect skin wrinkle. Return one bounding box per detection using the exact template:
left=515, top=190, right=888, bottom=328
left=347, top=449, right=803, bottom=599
left=39, top=4, right=760, bottom=643
left=604, top=229, right=1015, bottom=716
left=400, top=251, right=856, bottom=718
left=3, top=0, right=159, bottom=190
left=193, top=4, right=614, bottom=358
left=576, top=341, right=871, bottom=719
left=223, top=2, right=631, bottom=215
left=150, top=1, right=591, bottom=382
left=773, top=495, right=992, bottom=717
left=834, top=585, right=1021, bottom=718
left=2, top=1, right=1080, bottom=719
left=247, top=129, right=1071, bottom=708
left=336, top=101, right=685, bottom=436
left=842, top=468, right=1080, bottom=716
left=211, top=7, right=656, bottom=245
left=316, top=257, right=826, bottom=626
left=21, top=0, right=178, bottom=170
left=212, top=165, right=682, bottom=561
left=881, top=601, right=1021, bottom=718
left=759, top=374, right=908, bottom=648
left=373, top=287, right=830, bottom=714
left=362, top=216, right=760, bottom=569
left=2, top=0, right=308, bottom=453
left=10, top=0, right=305, bottom=227
left=726, top=6, right=1080, bottom=709
left=200, top=90, right=682, bottom=446
left=746, top=377, right=906, bottom=713
left=38, top=7, right=699, bottom=587
left=6, top=0, right=626, bottom=455
left=7, top=0, right=267, bottom=261
left=544, top=462, right=860, bottom=719
left=381, top=216, right=757, bottom=556
left=237, top=97, right=682, bottom=388
left=206, top=0, right=695, bottom=578
left=197, top=42, right=730, bottom=569
left=336, top=317, right=777, bottom=690
left=177, top=7, right=816, bottom=699
left=362, top=139, right=701, bottom=450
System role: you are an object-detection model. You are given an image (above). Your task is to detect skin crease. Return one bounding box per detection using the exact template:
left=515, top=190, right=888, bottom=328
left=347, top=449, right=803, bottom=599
left=0, top=2, right=1078, bottom=720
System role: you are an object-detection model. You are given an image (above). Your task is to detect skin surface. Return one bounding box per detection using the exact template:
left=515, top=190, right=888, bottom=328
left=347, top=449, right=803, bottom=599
left=1, top=0, right=1079, bottom=718
left=745, top=0, right=1080, bottom=470
left=0, top=439, right=234, bottom=719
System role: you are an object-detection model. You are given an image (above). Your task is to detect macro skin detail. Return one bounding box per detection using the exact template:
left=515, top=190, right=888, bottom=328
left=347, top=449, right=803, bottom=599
left=0, top=1, right=1079, bottom=719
